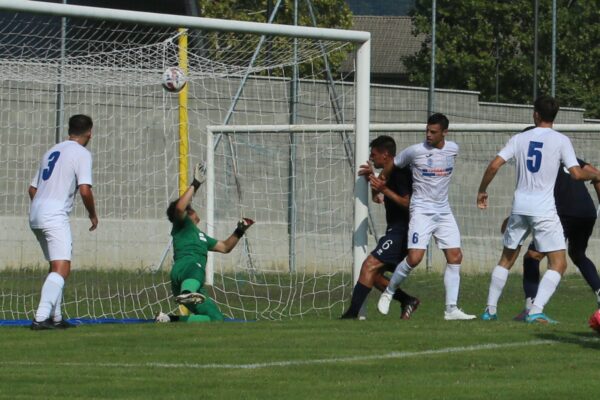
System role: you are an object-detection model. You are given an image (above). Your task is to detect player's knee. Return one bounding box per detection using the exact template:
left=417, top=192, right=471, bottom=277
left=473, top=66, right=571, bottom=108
left=525, top=249, right=544, bottom=261
left=446, top=249, right=462, bottom=264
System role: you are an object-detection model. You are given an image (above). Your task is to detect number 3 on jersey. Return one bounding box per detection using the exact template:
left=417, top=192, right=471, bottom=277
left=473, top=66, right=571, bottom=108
left=42, top=151, right=61, bottom=180
left=526, top=141, right=543, bottom=173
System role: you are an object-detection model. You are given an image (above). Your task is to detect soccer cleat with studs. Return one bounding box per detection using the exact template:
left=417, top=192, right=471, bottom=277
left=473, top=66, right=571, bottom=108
left=481, top=309, right=498, bottom=321
left=526, top=312, right=558, bottom=324
left=444, top=308, right=476, bottom=321
left=175, top=292, right=206, bottom=305
left=30, top=319, right=56, bottom=331
left=377, top=291, right=393, bottom=315
left=52, top=319, right=77, bottom=329
left=400, top=298, right=420, bottom=320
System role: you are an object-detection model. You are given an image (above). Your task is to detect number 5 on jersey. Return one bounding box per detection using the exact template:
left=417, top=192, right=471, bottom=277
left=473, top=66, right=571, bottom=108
left=526, top=141, right=543, bottom=173
left=42, top=151, right=61, bottom=180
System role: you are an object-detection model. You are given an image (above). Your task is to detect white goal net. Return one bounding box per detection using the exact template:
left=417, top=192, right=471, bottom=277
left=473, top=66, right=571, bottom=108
left=0, top=2, right=369, bottom=321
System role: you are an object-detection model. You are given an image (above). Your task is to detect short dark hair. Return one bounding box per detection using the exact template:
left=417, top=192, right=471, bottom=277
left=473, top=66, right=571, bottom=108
left=534, top=95, right=559, bottom=122
left=427, top=113, right=449, bottom=130
left=68, top=114, right=93, bottom=136
left=166, top=200, right=193, bottom=223
left=369, top=135, right=396, bottom=156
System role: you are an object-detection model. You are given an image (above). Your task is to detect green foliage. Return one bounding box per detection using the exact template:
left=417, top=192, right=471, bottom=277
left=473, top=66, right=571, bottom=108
left=196, top=0, right=353, bottom=78
left=405, top=0, right=600, bottom=118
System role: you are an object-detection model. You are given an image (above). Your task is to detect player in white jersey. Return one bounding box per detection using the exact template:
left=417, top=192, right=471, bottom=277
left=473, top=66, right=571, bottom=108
left=377, top=113, right=476, bottom=320
left=477, top=96, right=600, bottom=324
left=29, top=114, right=98, bottom=330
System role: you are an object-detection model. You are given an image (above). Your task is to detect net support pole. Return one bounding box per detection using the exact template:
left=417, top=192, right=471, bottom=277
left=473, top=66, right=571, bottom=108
left=288, top=0, right=299, bottom=273
left=353, top=39, right=371, bottom=286
left=178, top=29, right=189, bottom=196
left=206, top=129, right=215, bottom=286
left=54, top=1, right=66, bottom=143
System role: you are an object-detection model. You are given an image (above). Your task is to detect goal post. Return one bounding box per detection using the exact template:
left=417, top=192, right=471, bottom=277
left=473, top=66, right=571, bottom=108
left=0, top=0, right=372, bottom=321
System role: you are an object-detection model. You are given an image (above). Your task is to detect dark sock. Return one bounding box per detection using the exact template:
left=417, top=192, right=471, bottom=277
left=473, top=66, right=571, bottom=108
left=343, top=282, right=371, bottom=317
left=573, top=257, right=600, bottom=294
left=393, top=288, right=412, bottom=304
left=523, top=256, right=540, bottom=299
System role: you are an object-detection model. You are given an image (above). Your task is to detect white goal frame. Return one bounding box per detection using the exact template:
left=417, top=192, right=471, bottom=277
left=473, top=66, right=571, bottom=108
left=0, top=0, right=372, bottom=278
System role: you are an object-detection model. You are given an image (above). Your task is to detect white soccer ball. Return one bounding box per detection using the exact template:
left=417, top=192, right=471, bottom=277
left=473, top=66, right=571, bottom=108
left=162, top=66, right=187, bottom=93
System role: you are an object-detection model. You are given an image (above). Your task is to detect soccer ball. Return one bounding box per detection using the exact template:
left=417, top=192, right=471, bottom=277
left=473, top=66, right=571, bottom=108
left=162, top=66, right=187, bottom=93
left=588, top=309, right=600, bottom=334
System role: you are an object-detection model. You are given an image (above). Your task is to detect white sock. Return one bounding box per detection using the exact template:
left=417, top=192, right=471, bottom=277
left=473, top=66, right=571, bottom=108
left=444, top=264, right=461, bottom=309
left=530, top=270, right=561, bottom=315
left=384, top=258, right=413, bottom=295
left=51, top=289, right=63, bottom=323
left=486, top=266, right=509, bottom=315
left=525, top=297, right=534, bottom=311
left=35, top=272, right=64, bottom=322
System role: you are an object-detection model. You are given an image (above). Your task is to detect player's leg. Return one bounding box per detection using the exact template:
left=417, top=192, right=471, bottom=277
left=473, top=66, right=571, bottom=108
left=341, top=254, right=383, bottom=319
left=377, top=248, right=424, bottom=315
left=515, top=243, right=543, bottom=320
left=31, top=226, right=73, bottom=330
left=184, top=294, right=224, bottom=322
left=433, top=213, right=474, bottom=320
left=173, top=260, right=206, bottom=305
left=379, top=214, right=432, bottom=313
left=482, top=215, right=529, bottom=320
left=527, top=214, right=567, bottom=323
left=373, top=273, right=420, bottom=320
left=564, top=216, right=600, bottom=307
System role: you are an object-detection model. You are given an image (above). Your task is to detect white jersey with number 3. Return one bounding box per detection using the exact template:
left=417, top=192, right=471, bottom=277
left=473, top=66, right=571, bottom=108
left=498, top=127, right=578, bottom=217
left=394, top=140, right=458, bottom=214
left=29, top=140, right=93, bottom=229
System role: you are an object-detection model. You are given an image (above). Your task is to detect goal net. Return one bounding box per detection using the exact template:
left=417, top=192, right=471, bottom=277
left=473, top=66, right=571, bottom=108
left=0, top=2, right=369, bottom=321
left=204, top=123, right=600, bottom=320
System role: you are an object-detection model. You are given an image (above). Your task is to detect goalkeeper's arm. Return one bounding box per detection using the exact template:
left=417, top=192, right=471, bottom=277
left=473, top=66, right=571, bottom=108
left=211, top=218, right=255, bottom=254
left=171, top=162, right=206, bottom=221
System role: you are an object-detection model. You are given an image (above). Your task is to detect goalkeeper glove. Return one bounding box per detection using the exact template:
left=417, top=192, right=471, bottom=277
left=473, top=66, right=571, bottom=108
left=233, top=218, right=255, bottom=238
left=191, top=162, right=206, bottom=191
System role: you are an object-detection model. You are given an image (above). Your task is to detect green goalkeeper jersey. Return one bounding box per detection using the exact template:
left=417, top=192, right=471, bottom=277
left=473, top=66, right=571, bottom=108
left=171, top=216, right=217, bottom=267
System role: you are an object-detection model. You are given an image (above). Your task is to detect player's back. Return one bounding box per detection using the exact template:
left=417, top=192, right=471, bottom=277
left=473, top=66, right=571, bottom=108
left=29, top=140, right=92, bottom=228
left=500, top=127, right=578, bottom=216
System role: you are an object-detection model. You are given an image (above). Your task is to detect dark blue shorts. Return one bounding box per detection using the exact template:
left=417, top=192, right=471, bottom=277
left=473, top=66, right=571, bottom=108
left=371, top=224, right=409, bottom=272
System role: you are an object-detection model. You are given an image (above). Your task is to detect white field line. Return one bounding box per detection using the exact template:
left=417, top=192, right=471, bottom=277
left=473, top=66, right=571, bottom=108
left=4, top=338, right=596, bottom=371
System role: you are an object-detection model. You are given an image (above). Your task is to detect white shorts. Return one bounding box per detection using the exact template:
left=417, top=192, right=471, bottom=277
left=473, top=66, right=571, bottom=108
left=503, top=214, right=565, bottom=252
left=32, top=223, right=72, bottom=261
left=408, top=213, right=461, bottom=250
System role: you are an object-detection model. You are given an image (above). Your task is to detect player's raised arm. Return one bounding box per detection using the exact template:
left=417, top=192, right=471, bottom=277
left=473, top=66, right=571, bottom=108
left=477, top=156, right=506, bottom=209
left=211, top=218, right=255, bottom=253
left=171, top=162, right=206, bottom=222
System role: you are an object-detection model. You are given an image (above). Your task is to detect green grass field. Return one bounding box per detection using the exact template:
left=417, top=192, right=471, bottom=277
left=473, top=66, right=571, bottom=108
left=1, top=272, right=599, bottom=399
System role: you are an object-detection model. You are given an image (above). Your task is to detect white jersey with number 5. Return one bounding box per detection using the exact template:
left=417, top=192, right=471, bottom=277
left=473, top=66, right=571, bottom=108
left=498, top=127, right=578, bottom=217
left=29, top=140, right=93, bottom=229
left=394, top=140, right=458, bottom=214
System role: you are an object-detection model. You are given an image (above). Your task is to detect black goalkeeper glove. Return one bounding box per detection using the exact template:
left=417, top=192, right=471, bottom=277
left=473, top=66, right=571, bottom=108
left=233, top=218, right=255, bottom=238
left=191, top=162, right=206, bottom=191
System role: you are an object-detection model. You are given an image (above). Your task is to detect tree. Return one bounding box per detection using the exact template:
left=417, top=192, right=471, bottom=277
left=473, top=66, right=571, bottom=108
left=404, top=0, right=600, bottom=119
left=196, top=0, right=353, bottom=78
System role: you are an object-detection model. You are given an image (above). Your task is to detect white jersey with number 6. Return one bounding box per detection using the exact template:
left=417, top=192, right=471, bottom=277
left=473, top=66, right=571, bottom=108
left=498, top=127, right=578, bottom=217
left=29, top=140, right=93, bottom=229
left=394, top=140, right=458, bottom=214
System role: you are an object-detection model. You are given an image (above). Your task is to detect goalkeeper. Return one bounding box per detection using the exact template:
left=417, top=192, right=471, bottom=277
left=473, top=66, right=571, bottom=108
left=158, top=162, right=254, bottom=323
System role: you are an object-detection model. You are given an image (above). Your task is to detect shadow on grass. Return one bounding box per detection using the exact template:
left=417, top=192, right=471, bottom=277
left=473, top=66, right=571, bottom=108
left=535, top=331, right=600, bottom=350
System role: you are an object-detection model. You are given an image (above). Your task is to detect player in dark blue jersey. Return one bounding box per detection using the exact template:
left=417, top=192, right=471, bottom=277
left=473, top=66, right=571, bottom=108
left=515, top=156, right=600, bottom=319
left=341, top=135, right=420, bottom=320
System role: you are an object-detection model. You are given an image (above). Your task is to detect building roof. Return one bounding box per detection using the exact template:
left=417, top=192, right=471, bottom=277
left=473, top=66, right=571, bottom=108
left=344, top=16, right=425, bottom=75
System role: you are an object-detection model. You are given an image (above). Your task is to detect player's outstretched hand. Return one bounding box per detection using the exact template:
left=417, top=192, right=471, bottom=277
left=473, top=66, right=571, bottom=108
left=477, top=192, right=488, bottom=209
left=234, top=218, right=255, bottom=238
left=193, top=162, right=207, bottom=186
